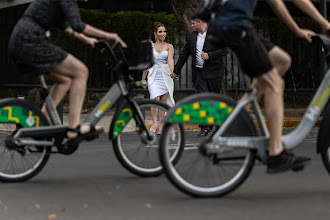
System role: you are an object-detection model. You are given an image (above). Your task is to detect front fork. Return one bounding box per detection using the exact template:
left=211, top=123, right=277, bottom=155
left=125, top=97, right=156, bottom=143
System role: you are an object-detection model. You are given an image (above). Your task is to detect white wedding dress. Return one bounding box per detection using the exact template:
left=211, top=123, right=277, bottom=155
left=147, top=48, right=175, bottom=107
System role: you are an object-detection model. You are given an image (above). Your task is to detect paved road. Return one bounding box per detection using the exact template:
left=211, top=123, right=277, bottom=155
left=0, top=129, right=329, bottom=220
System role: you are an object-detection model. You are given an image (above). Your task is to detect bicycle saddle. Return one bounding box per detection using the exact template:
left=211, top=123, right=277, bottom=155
left=312, top=34, right=330, bottom=56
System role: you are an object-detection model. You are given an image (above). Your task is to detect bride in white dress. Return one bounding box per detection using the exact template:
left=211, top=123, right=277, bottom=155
left=142, top=22, right=176, bottom=134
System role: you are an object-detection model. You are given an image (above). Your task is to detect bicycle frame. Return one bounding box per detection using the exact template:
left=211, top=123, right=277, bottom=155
left=206, top=59, right=330, bottom=161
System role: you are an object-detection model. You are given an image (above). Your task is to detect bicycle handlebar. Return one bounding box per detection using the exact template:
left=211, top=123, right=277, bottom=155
left=94, top=40, right=126, bottom=64
left=311, top=34, right=330, bottom=56
left=95, top=39, right=154, bottom=73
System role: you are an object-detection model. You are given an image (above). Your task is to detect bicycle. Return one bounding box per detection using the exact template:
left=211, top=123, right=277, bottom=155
left=0, top=40, right=183, bottom=182
left=159, top=34, right=330, bottom=197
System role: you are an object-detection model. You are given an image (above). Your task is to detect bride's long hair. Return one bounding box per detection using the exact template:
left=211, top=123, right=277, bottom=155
left=149, top=22, right=169, bottom=43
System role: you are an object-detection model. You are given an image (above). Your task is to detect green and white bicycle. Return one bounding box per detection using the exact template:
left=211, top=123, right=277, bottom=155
left=0, top=40, right=183, bottom=182
left=159, top=34, right=330, bottom=197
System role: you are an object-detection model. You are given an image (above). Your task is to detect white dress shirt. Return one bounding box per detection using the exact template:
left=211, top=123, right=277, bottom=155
left=195, top=31, right=207, bottom=68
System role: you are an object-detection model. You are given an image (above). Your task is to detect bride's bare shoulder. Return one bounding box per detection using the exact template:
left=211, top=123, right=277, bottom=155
left=166, top=43, right=174, bottom=50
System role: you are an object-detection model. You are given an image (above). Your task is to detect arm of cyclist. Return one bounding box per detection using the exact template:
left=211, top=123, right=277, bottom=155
left=58, top=0, right=127, bottom=48
left=82, top=25, right=127, bottom=48
left=265, top=0, right=314, bottom=43
left=65, top=27, right=98, bottom=48
left=291, top=0, right=330, bottom=37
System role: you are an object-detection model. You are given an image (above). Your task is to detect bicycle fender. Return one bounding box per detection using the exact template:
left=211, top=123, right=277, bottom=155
left=162, top=93, right=235, bottom=126
left=0, top=98, right=48, bottom=127
left=317, top=103, right=330, bottom=153
left=109, top=99, right=135, bottom=140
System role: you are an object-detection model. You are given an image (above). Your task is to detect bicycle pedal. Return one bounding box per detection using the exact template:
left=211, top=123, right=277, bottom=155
left=85, top=133, right=100, bottom=141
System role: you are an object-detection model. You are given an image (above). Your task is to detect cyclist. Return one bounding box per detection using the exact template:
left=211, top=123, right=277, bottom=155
left=207, top=0, right=330, bottom=174
left=8, top=0, right=127, bottom=141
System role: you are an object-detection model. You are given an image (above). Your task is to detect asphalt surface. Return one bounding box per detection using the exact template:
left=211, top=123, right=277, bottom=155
left=0, top=128, right=329, bottom=220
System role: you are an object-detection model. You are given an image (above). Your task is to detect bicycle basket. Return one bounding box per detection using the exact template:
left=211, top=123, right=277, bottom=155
left=192, top=0, right=224, bottom=22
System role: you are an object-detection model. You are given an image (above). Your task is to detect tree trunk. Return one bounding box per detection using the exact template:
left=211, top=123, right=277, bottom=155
left=168, top=0, right=199, bottom=34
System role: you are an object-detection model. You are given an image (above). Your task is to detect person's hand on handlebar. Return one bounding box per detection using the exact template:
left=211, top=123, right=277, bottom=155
left=83, top=36, right=98, bottom=48
left=106, top=33, right=127, bottom=48
left=295, top=28, right=315, bottom=43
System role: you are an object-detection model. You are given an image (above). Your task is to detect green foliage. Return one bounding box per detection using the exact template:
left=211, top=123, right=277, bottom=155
left=53, top=10, right=184, bottom=81
left=51, top=9, right=323, bottom=89
left=79, top=9, right=182, bottom=49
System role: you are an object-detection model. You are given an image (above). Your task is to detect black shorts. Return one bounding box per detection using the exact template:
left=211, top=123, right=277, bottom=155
left=261, top=38, right=275, bottom=52
left=208, top=25, right=274, bottom=77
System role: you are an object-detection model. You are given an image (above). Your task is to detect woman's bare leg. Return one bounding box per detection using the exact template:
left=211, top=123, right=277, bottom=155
left=47, top=54, right=101, bottom=138
left=150, top=96, right=160, bottom=132
left=158, top=93, right=169, bottom=134
left=41, top=73, right=72, bottom=122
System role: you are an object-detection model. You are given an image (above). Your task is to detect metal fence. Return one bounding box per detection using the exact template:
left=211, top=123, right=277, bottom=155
left=0, top=8, right=324, bottom=98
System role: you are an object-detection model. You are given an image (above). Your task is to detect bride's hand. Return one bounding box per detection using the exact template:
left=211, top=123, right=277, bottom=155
left=170, top=72, right=179, bottom=80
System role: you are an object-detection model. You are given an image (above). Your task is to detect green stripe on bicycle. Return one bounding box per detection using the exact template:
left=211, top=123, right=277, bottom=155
left=0, top=106, right=44, bottom=127
left=169, top=101, right=233, bottom=125
left=113, top=105, right=135, bottom=139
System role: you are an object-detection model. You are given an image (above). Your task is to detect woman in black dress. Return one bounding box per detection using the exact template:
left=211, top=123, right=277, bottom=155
left=9, top=0, right=126, bottom=140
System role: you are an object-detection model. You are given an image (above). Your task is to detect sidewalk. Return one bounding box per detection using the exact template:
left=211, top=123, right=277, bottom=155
left=62, top=108, right=321, bottom=133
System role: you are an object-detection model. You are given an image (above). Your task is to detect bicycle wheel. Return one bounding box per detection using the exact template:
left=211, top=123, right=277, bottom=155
left=321, top=146, right=330, bottom=174
left=159, top=94, right=257, bottom=197
left=318, top=104, right=330, bottom=174
left=111, top=98, right=184, bottom=177
left=0, top=98, right=51, bottom=182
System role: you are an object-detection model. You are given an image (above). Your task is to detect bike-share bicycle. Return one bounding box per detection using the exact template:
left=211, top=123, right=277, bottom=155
left=0, top=40, right=183, bottom=182
left=159, top=34, right=330, bottom=197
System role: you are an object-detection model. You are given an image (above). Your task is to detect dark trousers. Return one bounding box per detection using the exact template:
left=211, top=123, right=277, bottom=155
left=194, top=67, right=222, bottom=132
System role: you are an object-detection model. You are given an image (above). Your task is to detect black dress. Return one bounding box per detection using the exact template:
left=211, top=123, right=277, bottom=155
left=8, top=0, right=86, bottom=75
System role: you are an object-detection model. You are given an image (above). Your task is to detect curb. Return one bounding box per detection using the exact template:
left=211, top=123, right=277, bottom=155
left=146, top=119, right=322, bottom=131
left=258, top=119, right=322, bottom=128
left=283, top=119, right=321, bottom=128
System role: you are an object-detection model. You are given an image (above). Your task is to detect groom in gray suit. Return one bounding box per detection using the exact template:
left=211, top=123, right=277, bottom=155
left=172, top=18, right=228, bottom=136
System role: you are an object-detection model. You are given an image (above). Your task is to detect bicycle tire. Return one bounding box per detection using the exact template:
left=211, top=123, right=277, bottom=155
left=159, top=93, right=258, bottom=197
left=111, top=98, right=184, bottom=177
left=318, top=104, right=330, bottom=174
left=0, top=98, right=51, bottom=182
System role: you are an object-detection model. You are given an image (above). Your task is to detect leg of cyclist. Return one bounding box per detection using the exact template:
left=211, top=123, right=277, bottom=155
left=41, top=72, right=72, bottom=123
left=208, top=24, right=310, bottom=173
left=43, top=54, right=101, bottom=138
left=268, top=46, right=292, bottom=77
left=245, top=45, right=292, bottom=102
left=256, top=68, right=285, bottom=156
left=245, top=48, right=309, bottom=173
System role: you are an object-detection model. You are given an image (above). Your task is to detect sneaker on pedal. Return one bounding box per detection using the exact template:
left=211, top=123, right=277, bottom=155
left=292, top=156, right=311, bottom=172
left=266, top=150, right=310, bottom=174
left=197, top=129, right=206, bottom=136
left=203, top=127, right=212, bottom=136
